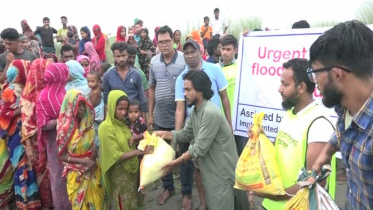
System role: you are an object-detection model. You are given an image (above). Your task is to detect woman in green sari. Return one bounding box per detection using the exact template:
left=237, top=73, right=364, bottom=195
left=98, top=90, right=150, bottom=210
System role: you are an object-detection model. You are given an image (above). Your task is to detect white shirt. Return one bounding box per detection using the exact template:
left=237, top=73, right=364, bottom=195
left=210, top=17, right=226, bottom=36
left=299, top=101, right=334, bottom=144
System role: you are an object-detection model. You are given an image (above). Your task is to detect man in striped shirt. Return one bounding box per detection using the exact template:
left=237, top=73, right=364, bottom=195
left=148, top=25, right=188, bottom=208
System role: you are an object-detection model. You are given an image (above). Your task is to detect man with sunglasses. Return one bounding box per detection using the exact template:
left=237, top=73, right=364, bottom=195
left=249, top=58, right=335, bottom=210
left=311, top=20, right=373, bottom=210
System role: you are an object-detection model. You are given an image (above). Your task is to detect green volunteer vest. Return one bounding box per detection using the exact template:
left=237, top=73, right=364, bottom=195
left=221, top=63, right=237, bottom=114
left=262, top=102, right=336, bottom=209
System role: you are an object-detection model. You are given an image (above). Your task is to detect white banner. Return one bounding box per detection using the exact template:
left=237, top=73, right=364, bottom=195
left=232, top=28, right=337, bottom=140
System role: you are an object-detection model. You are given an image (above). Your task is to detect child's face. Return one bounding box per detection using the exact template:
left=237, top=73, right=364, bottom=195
left=87, top=74, right=100, bottom=89
left=81, top=31, right=87, bottom=39
left=174, top=31, right=181, bottom=42
left=128, top=105, right=140, bottom=123
left=140, top=31, right=147, bottom=38
left=98, top=66, right=106, bottom=77
left=204, top=19, right=210, bottom=25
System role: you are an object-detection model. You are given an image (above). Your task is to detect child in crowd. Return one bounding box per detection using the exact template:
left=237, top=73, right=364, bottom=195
left=99, top=62, right=112, bottom=78
left=127, top=100, right=147, bottom=147
left=87, top=70, right=104, bottom=151
left=67, top=31, right=77, bottom=46
left=138, top=28, right=155, bottom=79
left=200, top=16, right=213, bottom=56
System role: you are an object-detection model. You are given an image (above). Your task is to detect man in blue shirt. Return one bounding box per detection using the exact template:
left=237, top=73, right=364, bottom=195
left=175, top=40, right=232, bottom=210
left=103, top=42, right=147, bottom=120
left=311, top=20, right=373, bottom=210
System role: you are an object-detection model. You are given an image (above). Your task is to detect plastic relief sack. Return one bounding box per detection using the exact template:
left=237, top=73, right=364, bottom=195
left=137, top=131, right=175, bottom=191
left=284, top=165, right=340, bottom=210
left=235, top=112, right=285, bottom=195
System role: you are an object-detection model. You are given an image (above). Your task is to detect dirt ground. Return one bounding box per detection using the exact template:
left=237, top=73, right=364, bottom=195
left=144, top=178, right=347, bottom=210
left=144, top=160, right=348, bottom=210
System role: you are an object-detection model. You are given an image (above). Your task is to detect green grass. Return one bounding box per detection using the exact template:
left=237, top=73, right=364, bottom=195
left=180, top=22, right=200, bottom=44
left=312, top=21, right=339, bottom=28
left=357, top=0, right=373, bottom=24
left=105, top=37, right=116, bottom=64
left=226, top=17, right=262, bottom=38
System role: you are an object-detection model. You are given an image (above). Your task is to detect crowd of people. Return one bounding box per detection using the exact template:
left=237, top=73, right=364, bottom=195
left=0, top=6, right=372, bottom=210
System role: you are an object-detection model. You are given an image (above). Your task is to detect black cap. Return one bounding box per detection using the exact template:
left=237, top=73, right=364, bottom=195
left=183, top=40, right=200, bottom=51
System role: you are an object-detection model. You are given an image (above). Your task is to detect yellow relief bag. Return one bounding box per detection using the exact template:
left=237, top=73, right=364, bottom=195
left=235, top=112, right=285, bottom=195
left=137, top=131, right=175, bottom=191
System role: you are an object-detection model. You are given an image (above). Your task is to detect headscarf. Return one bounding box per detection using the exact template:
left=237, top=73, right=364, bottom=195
left=37, top=63, right=69, bottom=131
left=153, top=26, right=160, bottom=47
left=140, top=28, right=149, bottom=38
left=98, top=90, right=138, bottom=194
left=127, top=35, right=137, bottom=48
left=21, top=20, right=33, bottom=34
left=92, top=25, right=102, bottom=37
left=173, top=30, right=183, bottom=51
left=116, top=26, right=126, bottom=42
left=30, top=40, right=41, bottom=58
left=190, top=30, right=205, bottom=55
left=134, top=18, right=139, bottom=25
left=20, top=59, right=49, bottom=143
left=76, top=55, right=90, bottom=75
left=56, top=89, right=95, bottom=176
left=84, top=42, right=101, bottom=71
left=0, top=60, right=30, bottom=133
left=79, top=26, right=91, bottom=55
left=65, top=60, right=91, bottom=96
left=190, top=30, right=204, bottom=47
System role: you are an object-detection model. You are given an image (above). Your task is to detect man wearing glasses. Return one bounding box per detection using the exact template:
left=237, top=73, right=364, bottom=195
left=311, top=20, right=373, bottom=210
left=147, top=25, right=188, bottom=207
left=250, top=58, right=335, bottom=210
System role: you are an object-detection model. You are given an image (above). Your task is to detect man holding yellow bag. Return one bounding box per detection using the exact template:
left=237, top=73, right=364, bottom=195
left=249, top=58, right=335, bottom=209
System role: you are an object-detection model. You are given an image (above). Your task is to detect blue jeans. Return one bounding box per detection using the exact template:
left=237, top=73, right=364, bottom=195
left=153, top=124, right=193, bottom=195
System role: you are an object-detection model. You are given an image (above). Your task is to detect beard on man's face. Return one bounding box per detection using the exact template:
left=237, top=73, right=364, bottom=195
left=281, top=91, right=300, bottom=110
left=321, top=77, right=342, bottom=108
left=115, top=61, right=126, bottom=67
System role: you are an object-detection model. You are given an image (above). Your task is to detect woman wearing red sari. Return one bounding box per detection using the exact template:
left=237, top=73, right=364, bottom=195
left=21, top=58, right=53, bottom=209
left=92, top=25, right=106, bottom=62
left=36, top=63, right=71, bottom=210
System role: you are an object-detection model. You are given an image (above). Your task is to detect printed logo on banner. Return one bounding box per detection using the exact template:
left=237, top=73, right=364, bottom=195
left=232, top=29, right=337, bottom=140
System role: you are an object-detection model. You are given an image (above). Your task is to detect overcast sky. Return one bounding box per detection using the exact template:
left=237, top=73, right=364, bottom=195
left=0, top=0, right=368, bottom=38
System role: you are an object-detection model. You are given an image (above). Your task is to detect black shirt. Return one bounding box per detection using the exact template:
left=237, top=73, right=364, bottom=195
left=34, top=26, right=57, bottom=47
left=0, top=51, right=37, bottom=72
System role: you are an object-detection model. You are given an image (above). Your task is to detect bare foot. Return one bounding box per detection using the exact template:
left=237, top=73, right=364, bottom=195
left=182, top=195, right=192, bottom=210
left=194, top=203, right=208, bottom=210
left=157, top=189, right=175, bottom=205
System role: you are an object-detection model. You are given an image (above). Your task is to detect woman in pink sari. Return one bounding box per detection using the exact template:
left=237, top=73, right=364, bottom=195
left=84, top=42, right=101, bottom=71
left=36, top=63, right=71, bottom=210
